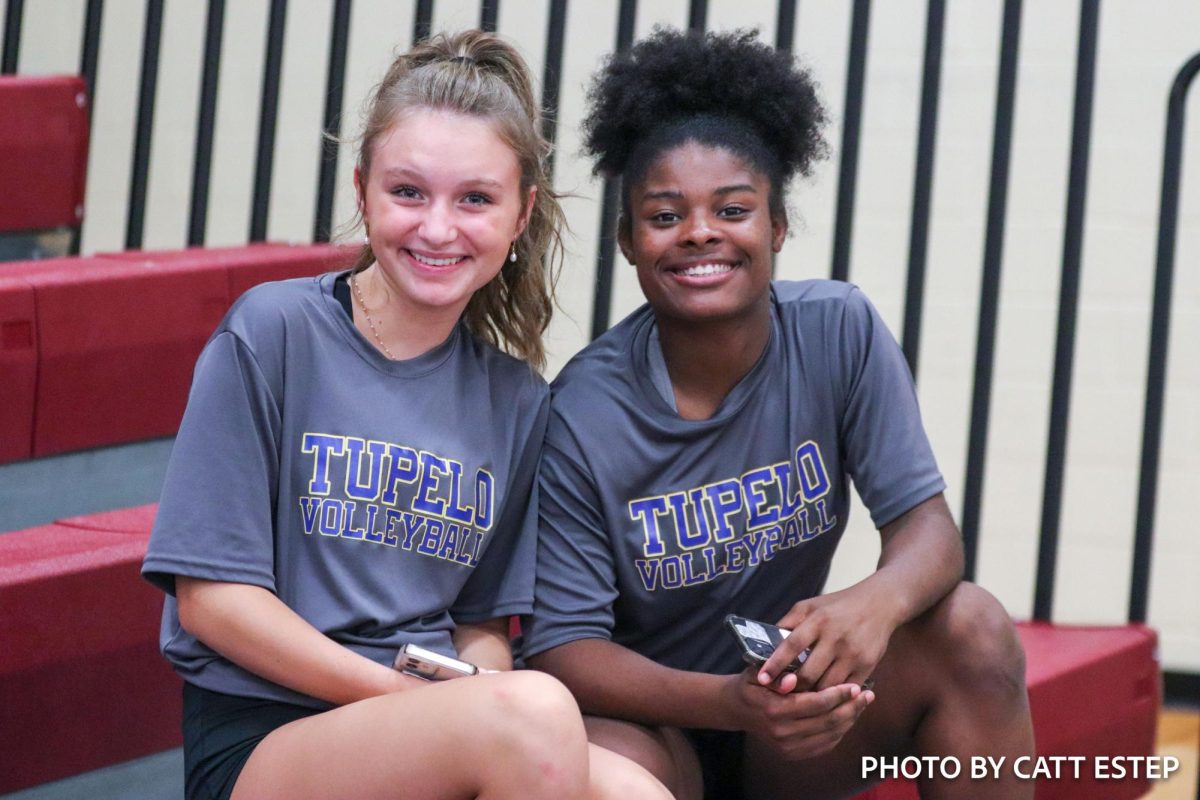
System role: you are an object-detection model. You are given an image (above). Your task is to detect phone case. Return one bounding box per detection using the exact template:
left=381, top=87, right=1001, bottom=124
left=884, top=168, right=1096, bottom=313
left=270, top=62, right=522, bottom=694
left=725, top=614, right=809, bottom=672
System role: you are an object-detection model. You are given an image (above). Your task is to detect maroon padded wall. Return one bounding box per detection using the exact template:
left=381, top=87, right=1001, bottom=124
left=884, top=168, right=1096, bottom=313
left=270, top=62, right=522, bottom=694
left=0, top=273, right=37, bottom=461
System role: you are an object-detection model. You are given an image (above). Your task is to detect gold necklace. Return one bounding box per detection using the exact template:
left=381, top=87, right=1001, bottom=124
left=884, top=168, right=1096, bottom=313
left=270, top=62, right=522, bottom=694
left=350, top=272, right=395, bottom=360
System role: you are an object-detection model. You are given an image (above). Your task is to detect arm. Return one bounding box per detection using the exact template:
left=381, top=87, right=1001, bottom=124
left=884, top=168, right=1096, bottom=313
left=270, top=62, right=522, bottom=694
left=176, top=577, right=419, bottom=706
left=760, top=492, right=963, bottom=691
left=452, top=618, right=513, bottom=672
left=530, top=638, right=870, bottom=760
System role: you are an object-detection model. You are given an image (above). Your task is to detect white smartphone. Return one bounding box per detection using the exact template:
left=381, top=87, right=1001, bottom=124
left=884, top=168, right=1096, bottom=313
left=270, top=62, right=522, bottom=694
left=394, top=643, right=479, bottom=681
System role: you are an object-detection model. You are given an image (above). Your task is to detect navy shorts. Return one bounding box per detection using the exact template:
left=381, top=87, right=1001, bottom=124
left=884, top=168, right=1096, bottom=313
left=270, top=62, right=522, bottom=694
left=684, top=728, right=746, bottom=800
left=181, top=682, right=318, bottom=800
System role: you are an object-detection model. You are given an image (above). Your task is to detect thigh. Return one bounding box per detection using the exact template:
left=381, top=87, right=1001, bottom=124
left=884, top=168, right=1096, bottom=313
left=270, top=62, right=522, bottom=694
left=584, top=716, right=704, bottom=800
left=233, top=671, right=589, bottom=800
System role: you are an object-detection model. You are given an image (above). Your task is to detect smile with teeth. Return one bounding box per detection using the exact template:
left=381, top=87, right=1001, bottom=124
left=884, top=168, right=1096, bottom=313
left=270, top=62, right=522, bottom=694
left=675, top=262, right=734, bottom=277
left=409, top=250, right=466, bottom=267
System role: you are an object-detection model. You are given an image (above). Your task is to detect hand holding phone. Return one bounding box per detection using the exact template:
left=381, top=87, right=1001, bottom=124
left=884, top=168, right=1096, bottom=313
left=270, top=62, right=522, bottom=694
left=725, top=614, right=812, bottom=674
left=394, top=643, right=479, bottom=681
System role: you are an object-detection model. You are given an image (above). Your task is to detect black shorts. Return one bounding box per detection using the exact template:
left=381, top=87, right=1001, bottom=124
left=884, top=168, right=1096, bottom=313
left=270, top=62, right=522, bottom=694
left=683, top=728, right=746, bottom=800
left=181, top=682, right=319, bottom=800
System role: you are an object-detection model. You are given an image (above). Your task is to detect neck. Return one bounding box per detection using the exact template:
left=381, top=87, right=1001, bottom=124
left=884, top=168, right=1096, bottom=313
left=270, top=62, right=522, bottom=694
left=353, top=265, right=464, bottom=360
left=655, top=297, right=771, bottom=421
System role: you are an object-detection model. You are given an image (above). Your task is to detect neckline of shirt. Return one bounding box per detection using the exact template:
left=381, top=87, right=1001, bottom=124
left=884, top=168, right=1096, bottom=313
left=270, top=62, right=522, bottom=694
left=321, top=270, right=463, bottom=378
left=631, top=288, right=781, bottom=428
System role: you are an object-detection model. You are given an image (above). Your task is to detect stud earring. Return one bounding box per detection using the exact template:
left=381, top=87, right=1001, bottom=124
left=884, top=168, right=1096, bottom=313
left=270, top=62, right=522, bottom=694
left=509, top=242, right=518, bottom=263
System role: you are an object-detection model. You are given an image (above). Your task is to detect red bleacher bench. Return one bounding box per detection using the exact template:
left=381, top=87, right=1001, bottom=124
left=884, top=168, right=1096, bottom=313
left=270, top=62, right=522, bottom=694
left=0, top=504, right=174, bottom=795
left=855, top=621, right=1159, bottom=800
left=0, top=75, right=89, bottom=235
left=0, top=243, right=356, bottom=464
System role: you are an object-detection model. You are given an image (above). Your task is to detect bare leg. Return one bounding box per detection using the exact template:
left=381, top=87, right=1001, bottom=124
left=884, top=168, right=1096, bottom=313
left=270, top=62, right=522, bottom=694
left=584, top=716, right=705, bottom=800
left=233, top=671, right=590, bottom=800
left=743, top=582, right=1035, bottom=800
left=587, top=743, right=676, bottom=800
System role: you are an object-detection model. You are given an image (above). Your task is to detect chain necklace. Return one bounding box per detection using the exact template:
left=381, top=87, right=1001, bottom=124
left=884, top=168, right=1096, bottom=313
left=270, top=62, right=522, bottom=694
left=350, top=272, right=395, bottom=360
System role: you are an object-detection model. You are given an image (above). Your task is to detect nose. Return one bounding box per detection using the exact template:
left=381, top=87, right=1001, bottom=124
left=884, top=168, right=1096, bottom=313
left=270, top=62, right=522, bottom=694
left=418, top=200, right=458, bottom=246
left=682, top=213, right=721, bottom=247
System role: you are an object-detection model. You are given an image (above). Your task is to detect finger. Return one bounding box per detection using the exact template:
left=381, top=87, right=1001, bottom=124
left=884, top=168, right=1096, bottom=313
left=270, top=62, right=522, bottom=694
left=790, top=641, right=834, bottom=691
left=812, top=655, right=854, bottom=692
left=788, top=682, right=855, bottom=717
left=758, top=637, right=814, bottom=686
left=775, top=600, right=812, bottom=631
left=769, top=671, right=798, bottom=695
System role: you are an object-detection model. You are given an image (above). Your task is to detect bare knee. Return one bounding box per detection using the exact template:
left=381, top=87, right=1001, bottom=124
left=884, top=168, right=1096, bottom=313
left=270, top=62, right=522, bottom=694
left=475, top=672, right=590, bottom=795
left=919, top=583, right=1027, bottom=701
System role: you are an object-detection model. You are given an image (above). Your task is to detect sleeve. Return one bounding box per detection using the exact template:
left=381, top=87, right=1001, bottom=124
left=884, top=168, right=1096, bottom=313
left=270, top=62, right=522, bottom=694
left=141, top=330, right=281, bottom=595
left=835, top=288, right=946, bottom=528
left=450, top=390, right=550, bottom=623
left=519, top=413, right=620, bottom=659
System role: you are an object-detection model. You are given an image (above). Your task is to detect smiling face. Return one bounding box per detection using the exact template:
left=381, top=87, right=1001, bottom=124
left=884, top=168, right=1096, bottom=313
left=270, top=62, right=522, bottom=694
left=620, top=141, right=786, bottom=326
left=357, top=107, right=532, bottom=320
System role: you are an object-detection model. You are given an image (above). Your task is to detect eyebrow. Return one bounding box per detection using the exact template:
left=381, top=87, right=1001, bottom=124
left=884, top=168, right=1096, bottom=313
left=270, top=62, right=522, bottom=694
left=378, top=167, right=505, bottom=189
left=638, top=184, right=759, bottom=202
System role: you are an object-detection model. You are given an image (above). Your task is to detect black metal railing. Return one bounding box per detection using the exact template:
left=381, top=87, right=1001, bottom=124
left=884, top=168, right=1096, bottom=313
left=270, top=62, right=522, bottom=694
left=1, top=0, right=1195, bottom=712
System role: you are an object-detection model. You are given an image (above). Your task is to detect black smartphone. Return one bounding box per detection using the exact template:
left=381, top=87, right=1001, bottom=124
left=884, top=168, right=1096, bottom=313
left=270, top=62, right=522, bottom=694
left=394, top=643, right=479, bottom=680
left=725, top=614, right=811, bottom=672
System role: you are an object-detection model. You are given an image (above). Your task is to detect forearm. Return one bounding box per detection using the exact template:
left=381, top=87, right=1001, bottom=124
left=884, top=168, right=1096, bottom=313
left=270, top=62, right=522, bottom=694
left=528, top=638, right=740, bottom=731
left=177, top=577, right=415, bottom=706
left=452, top=618, right=513, bottom=671
left=867, top=493, right=964, bottom=627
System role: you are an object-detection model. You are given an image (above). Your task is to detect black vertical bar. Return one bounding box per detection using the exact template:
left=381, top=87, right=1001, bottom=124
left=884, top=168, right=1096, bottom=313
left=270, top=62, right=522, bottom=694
left=829, top=0, right=870, bottom=282
left=413, top=0, right=433, bottom=43
left=125, top=0, right=164, bottom=250
left=250, top=0, right=287, bottom=243
left=188, top=0, right=226, bottom=247
left=1033, top=0, right=1099, bottom=622
left=480, top=0, right=499, bottom=32
left=71, top=0, right=104, bottom=255
left=688, top=0, right=707, bottom=32
left=775, top=0, right=797, bottom=53
left=590, top=0, right=637, bottom=341
left=900, top=0, right=945, bottom=380
left=314, top=0, right=351, bottom=243
left=1129, top=53, right=1200, bottom=625
left=960, top=0, right=1022, bottom=581
left=2, top=0, right=23, bottom=74
left=541, top=0, right=567, bottom=180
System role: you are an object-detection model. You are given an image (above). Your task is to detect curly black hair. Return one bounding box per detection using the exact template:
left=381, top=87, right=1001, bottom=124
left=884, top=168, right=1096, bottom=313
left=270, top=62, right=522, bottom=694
left=583, top=27, right=827, bottom=214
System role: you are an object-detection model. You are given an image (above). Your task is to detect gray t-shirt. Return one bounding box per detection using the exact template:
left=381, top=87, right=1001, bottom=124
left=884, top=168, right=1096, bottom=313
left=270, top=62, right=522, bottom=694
left=522, top=280, right=944, bottom=675
left=143, top=272, right=549, bottom=708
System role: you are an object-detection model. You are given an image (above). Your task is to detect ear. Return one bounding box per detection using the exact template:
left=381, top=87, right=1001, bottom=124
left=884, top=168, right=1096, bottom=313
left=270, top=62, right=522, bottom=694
left=771, top=212, right=788, bottom=253
left=617, top=215, right=634, bottom=264
left=353, top=167, right=366, bottom=214
left=515, top=185, right=537, bottom=237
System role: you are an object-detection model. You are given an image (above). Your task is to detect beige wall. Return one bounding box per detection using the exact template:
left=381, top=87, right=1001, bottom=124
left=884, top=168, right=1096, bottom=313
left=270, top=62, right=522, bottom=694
left=8, top=0, right=1198, bottom=673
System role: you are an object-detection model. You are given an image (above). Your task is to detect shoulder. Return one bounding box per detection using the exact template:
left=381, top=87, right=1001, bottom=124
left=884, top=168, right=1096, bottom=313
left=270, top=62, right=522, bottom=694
left=219, top=273, right=328, bottom=347
left=772, top=279, right=877, bottom=332
left=463, top=333, right=551, bottom=411
left=550, top=304, right=650, bottom=408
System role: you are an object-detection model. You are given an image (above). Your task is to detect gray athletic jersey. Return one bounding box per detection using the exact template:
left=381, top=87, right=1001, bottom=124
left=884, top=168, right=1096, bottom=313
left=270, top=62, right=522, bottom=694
left=143, top=272, right=548, bottom=708
left=522, top=280, right=944, bottom=675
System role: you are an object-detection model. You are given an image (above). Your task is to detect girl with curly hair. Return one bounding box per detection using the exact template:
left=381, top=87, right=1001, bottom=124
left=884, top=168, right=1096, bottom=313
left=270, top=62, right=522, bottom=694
left=523, top=28, right=1035, bottom=799
left=142, top=30, right=669, bottom=800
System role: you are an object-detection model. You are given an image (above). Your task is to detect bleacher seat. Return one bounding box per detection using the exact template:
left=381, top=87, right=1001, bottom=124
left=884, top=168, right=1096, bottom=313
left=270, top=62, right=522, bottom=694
left=0, top=75, right=89, bottom=261
left=855, top=622, right=1159, bottom=800
left=0, top=243, right=356, bottom=465
left=0, top=508, right=178, bottom=795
